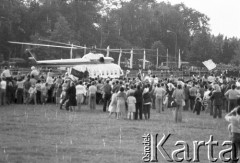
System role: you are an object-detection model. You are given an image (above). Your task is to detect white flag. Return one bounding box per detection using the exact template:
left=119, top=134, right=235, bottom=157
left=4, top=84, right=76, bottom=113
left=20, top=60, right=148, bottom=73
left=106, top=46, right=110, bottom=57
left=143, top=49, right=146, bottom=69
left=130, top=49, right=133, bottom=69
left=178, top=49, right=181, bottom=69
left=202, top=59, right=216, bottom=71
left=118, top=49, right=122, bottom=66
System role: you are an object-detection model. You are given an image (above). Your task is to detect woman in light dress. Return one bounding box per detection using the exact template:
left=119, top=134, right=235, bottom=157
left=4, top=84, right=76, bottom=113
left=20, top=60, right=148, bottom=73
left=116, top=87, right=127, bottom=119
left=108, top=90, right=118, bottom=118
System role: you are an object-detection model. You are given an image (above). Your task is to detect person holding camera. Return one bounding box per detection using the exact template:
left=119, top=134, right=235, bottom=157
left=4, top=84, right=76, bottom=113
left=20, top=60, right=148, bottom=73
left=225, top=106, right=240, bottom=163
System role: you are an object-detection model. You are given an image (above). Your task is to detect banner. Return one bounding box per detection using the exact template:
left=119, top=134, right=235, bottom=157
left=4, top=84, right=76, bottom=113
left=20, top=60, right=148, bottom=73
left=71, top=68, right=84, bottom=78
left=202, top=59, right=216, bottom=71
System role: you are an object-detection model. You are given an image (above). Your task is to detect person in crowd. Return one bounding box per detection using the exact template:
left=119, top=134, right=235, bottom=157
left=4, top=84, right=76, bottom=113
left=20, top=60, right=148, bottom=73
left=172, top=84, right=185, bottom=122
left=1, top=66, right=12, bottom=82
left=23, top=77, right=31, bottom=104
left=30, top=66, right=39, bottom=78
left=112, top=80, right=120, bottom=93
left=134, top=84, right=143, bottom=120
left=96, top=80, right=103, bottom=104
left=126, top=85, right=135, bottom=97
left=193, top=90, right=203, bottom=115
left=116, top=87, right=127, bottom=119
left=183, top=84, right=190, bottom=111
left=41, top=83, right=48, bottom=105
left=6, top=81, right=14, bottom=104
left=108, top=90, right=118, bottom=118
left=189, top=83, right=197, bottom=111
left=55, top=83, right=62, bottom=107
left=67, top=82, right=77, bottom=111
left=0, top=78, right=7, bottom=105
left=127, top=92, right=136, bottom=120
left=60, top=80, right=69, bottom=109
left=30, top=75, right=37, bottom=86
left=102, top=80, right=112, bottom=112
left=16, top=77, right=25, bottom=104
left=150, top=84, right=156, bottom=110
left=154, top=83, right=166, bottom=113
left=36, top=80, right=42, bottom=104
left=225, top=84, right=240, bottom=112
left=46, top=74, right=54, bottom=103
left=76, top=81, right=86, bottom=110
left=225, top=106, right=240, bottom=163
left=142, top=85, right=151, bottom=120
left=28, top=84, right=37, bottom=105
left=210, top=84, right=223, bottom=118
left=88, top=81, right=97, bottom=110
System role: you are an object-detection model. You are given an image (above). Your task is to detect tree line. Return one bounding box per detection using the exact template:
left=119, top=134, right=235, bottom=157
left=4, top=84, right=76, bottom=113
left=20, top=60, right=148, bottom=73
left=0, top=0, right=240, bottom=67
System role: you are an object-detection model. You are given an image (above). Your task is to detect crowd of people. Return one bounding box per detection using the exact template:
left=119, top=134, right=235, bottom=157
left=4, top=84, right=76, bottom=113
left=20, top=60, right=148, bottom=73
left=2, top=66, right=240, bottom=161
left=1, top=66, right=240, bottom=122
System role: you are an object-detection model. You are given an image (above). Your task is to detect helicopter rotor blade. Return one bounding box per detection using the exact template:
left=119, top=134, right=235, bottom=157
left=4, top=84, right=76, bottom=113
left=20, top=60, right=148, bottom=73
left=8, top=41, right=79, bottom=49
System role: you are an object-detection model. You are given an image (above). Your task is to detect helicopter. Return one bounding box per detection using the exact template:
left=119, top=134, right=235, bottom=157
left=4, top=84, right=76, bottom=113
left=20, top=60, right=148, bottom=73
left=8, top=41, right=124, bottom=79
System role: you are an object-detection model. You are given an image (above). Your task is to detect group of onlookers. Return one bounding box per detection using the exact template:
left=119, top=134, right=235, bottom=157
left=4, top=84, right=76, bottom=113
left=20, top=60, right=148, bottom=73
left=2, top=66, right=240, bottom=123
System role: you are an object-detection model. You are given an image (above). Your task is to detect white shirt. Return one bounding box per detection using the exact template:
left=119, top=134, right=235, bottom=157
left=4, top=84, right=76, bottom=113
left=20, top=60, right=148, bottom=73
left=30, top=70, right=39, bottom=77
left=225, top=114, right=240, bottom=133
left=46, top=76, right=54, bottom=85
left=29, top=87, right=36, bottom=94
left=76, top=85, right=86, bottom=95
left=1, top=69, right=11, bottom=78
left=0, top=80, right=7, bottom=89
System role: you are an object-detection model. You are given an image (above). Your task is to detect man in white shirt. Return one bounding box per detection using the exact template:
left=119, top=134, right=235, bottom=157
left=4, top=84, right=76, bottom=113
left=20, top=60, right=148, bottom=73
left=76, top=81, right=86, bottom=110
left=1, top=67, right=11, bottom=81
left=154, top=83, right=166, bottom=113
left=0, top=78, right=7, bottom=105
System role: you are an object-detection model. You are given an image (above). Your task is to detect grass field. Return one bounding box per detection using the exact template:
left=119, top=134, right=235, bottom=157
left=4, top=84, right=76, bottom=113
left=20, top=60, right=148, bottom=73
left=0, top=104, right=232, bottom=163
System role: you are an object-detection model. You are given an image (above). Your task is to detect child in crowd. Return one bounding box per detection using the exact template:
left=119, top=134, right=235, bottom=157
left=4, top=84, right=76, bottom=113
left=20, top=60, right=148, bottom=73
left=28, top=84, right=37, bottom=104
left=127, top=92, right=136, bottom=120
left=193, top=90, right=202, bottom=115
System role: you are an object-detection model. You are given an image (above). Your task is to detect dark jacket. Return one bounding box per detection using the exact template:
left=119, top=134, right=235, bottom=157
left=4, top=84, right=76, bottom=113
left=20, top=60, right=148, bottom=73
left=143, top=92, right=151, bottom=104
left=134, top=89, right=143, bottom=103
left=210, top=91, right=223, bottom=106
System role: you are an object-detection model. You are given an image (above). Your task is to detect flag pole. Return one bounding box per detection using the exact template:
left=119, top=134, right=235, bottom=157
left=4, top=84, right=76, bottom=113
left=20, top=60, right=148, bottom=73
left=118, top=48, right=122, bottom=66
left=156, top=48, right=159, bottom=69
left=143, top=49, right=146, bottom=70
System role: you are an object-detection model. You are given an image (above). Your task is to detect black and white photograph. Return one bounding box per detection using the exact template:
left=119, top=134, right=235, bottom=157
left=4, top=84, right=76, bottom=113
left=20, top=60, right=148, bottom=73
left=0, top=0, right=240, bottom=162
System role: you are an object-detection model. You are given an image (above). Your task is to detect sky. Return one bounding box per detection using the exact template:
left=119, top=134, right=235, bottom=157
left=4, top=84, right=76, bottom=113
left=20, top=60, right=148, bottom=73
left=163, top=0, right=240, bottom=38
